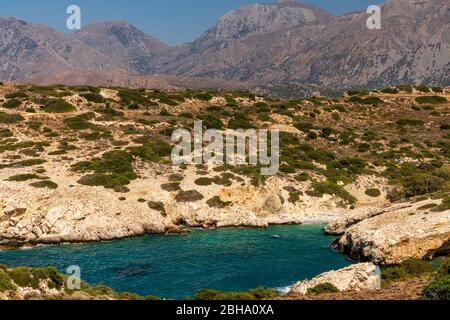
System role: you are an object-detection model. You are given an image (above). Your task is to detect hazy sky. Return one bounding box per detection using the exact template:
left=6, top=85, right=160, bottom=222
left=1, top=0, right=382, bottom=45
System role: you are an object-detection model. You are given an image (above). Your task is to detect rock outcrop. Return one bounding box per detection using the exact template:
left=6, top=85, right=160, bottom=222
left=0, top=183, right=167, bottom=246
left=336, top=199, right=450, bottom=265
left=289, top=263, right=381, bottom=295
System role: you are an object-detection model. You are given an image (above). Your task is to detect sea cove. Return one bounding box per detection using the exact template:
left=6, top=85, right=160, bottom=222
left=0, top=225, right=351, bottom=299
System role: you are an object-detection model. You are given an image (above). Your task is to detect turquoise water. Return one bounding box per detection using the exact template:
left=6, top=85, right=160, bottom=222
left=0, top=225, right=351, bottom=299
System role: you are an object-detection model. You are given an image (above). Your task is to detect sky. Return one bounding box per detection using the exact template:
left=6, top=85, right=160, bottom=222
left=1, top=0, right=383, bottom=45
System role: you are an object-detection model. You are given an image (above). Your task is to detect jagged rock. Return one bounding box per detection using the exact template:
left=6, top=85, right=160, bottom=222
left=324, top=203, right=409, bottom=235
left=336, top=200, right=450, bottom=265
left=289, top=263, right=381, bottom=295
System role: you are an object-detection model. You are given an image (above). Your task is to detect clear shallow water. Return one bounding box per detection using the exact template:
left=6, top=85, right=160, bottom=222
left=0, top=225, right=351, bottom=299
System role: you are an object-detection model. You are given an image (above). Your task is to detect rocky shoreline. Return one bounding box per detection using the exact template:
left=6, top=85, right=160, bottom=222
left=2, top=191, right=449, bottom=268
left=1, top=174, right=449, bottom=266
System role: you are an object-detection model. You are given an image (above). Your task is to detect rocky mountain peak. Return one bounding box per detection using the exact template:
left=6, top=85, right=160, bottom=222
left=211, top=1, right=332, bottom=41
left=72, top=20, right=168, bottom=54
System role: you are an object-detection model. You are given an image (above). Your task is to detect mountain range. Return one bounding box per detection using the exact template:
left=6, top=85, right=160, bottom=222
left=0, top=0, right=449, bottom=96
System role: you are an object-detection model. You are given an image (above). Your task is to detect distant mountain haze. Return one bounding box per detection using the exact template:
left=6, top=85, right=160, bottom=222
left=0, top=0, right=448, bottom=96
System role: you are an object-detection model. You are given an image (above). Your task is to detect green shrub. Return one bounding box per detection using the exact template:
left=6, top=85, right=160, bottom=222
left=32, top=267, right=65, bottom=289
left=0, top=128, right=13, bottom=138
left=82, top=284, right=115, bottom=297
left=158, top=97, right=178, bottom=106
left=415, top=96, right=447, bottom=104
left=118, top=89, right=152, bottom=106
left=161, top=182, right=181, bottom=192
left=349, top=96, right=383, bottom=105
left=421, top=275, right=450, bottom=300
left=127, top=102, right=139, bottom=110
left=418, top=203, right=438, bottom=210
left=309, top=181, right=357, bottom=204
left=64, top=112, right=96, bottom=130
left=438, top=258, right=450, bottom=276
left=71, top=86, right=100, bottom=93
left=295, top=173, right=310, bottom=182
left=431, top=87, right=443, bottom=93
left=306, top=149, right=336, bottom=163
left=128, top=140, right=172, bottom=163
left=0, top=271, right=16, bottom=292
left=194, top=92, right=214, bottom=101
left=168, top=173, right=184, bottom=182
left=5, top=91, right=28, bottom=99
left=357, top=143, right=371, bottom=152
left=3, top=99, right=22, bottom=109
left=73, top=150, right=137, bottom=190
left=431, top=197, right=450, bottom=212
left=95, top=107, right=124, bottom=119
left=401, top=259, right=434, bottom=276
left=17, top=159, right=46, bottom=167
left=397, top=85, right=413, bottom=93
left=195, top=177, right=213, bottom=186
left=365, top=188, right=381, bottom=197
left=227, top=114, right=254, bottom=130
left=43, top=99, right=76, bottom=113
left=380, top=87, right=399, bottom=94
left=180, top=112, right=193, bottom=119
left=175, top=190, right=204, bottom=202
left=8, top=174, right=45, bottom=181
left=348, top=96, right=364, bottom=104
left=77, top=174, right=129, bottom=191
left=382, top=259, right=434, bottom=283
left=280, top=164, right=296, bottom=174
left=397, top=119, right=425, bottom=126
left=307, top=283, right=340, bottom=295
left=159, top=108, right=172, bottom=116
left=115, top=292, right=146, bottom=300
left=197, top=114, right=224, bottom=129
left=364, top=97, right=383, bottom=105
left=195, top=287, right=277, bottom=300
left=30, top=180, right=58, bottom=189
left=80, top=92, right=105, bottom=103
left=415, top=85, right=431, bottom=93
left=148, top=201, right=166, bottom=216
left=7, top=267, right=39, bottom=289
left=404, top=174, right=445, bottom=197
left=347, top=90, right=369, bottom=96
left=206, top=196, right=232, bottom=208
left=381, top=267, right=410, bottom=283
left=0, top=112, right=24, bottom=124
left=225, top=97, right=238, bottom=107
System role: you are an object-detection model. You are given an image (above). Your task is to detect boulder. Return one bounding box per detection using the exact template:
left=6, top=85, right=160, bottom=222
left=263, top=193, right=283, bottom=213
left=289, top=263, right=381, bottom=295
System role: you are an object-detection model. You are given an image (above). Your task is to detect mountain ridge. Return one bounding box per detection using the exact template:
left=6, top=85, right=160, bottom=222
left=0, top=0, right=449, bottom=96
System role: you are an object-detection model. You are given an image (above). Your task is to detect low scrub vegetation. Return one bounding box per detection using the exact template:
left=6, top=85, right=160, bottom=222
left=43, top=99, right=76, bottom=113
left=307, top=283, right=340, bottom=295
left=175, top=190, right=204, bottom=202
left=195, top=287, right=277, bottom=300
left=415, top=96, right=447, bottom=104
left=73, top=150, right=137, bottom=191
